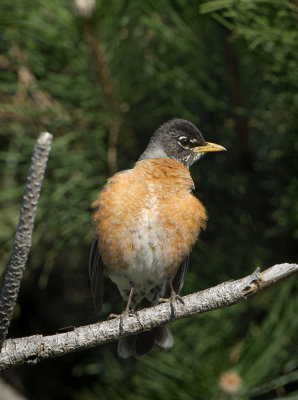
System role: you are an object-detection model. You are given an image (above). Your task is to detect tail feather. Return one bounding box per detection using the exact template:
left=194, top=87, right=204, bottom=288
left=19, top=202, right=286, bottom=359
left=117, top=324, right=174, bottom=358
left=155, top=324, right=174, bottom=350
left=117, top=336, right=136, bottom=359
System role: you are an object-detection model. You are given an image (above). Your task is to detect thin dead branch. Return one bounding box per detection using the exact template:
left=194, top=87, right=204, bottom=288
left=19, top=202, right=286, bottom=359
left=0, top=263, right=297, bottom=371
left=0, top=132, right=53, bottom=351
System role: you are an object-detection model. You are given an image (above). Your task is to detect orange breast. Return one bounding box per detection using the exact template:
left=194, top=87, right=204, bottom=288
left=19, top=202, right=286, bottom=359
left=92, top=159, right=207, bottom=278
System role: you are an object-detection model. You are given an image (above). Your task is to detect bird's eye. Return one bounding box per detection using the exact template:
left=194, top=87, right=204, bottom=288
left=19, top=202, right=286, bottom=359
left=179, top=137, right=190, bottom=147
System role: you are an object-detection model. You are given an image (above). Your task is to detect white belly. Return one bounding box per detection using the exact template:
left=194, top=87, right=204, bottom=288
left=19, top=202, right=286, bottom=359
left=107, top=207, right=168, bottom=306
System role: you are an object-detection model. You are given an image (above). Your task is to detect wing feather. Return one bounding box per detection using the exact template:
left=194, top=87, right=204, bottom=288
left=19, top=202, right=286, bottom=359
left=167, top=256, right=189, bottom=296
left=89, top=237, right=104, bottom=314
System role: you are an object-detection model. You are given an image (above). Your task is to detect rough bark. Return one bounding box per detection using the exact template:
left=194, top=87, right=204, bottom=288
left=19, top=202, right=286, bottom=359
left=0, top=132, right=53, bottom=350
left=0, top=263, right=296, bottom=371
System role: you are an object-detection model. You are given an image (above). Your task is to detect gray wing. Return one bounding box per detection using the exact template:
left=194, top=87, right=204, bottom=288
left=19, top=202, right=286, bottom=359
left=89, top=237, right=104, bottom=315
left=169, top=256, right=189, bottom=295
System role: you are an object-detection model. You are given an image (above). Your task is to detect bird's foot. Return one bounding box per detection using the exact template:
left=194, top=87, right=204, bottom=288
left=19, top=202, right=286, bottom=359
left=108, top=312, right=121, bottom=320
left=119, top=308, right=136, bottom=335
left=158, top=293, right=184, bottom=319
left=108, top=309, right=136, bottom=335
left=158, top=279, right=185, bottom=318
left=158, top=293, right=185, bottom=305
left=108, top=308, right=136, bottom=319
left=108, top=285, right=136, bottom=333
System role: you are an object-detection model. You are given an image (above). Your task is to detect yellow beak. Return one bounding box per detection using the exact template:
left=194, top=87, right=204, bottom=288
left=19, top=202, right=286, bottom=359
left=192, top=142, right=227, bottom=153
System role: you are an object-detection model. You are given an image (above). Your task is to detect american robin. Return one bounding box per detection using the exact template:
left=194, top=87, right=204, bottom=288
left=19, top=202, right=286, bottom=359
left=89, top=118, right=226, bottom=358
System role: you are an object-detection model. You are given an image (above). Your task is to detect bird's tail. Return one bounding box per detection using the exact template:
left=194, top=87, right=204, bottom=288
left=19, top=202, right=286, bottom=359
left=117, top=324, right=174, bottom=358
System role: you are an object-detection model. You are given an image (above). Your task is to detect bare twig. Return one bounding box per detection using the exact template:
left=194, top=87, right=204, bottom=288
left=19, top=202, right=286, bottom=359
left=0, top=132, right=53, bottom=350
left=0, top=263, right=296, bottom=371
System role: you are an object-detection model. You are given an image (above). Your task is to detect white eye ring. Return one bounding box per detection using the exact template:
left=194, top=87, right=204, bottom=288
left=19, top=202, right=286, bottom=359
left=179, top=136, right=190, bottom=147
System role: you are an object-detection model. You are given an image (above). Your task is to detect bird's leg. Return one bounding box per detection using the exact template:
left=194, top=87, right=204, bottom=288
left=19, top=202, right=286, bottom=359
left=108, top=285, right=135, bottom=334
left=124, top=284, right=135, bottom=314
left=168, top=278, right=184, bottom=305
left=119, top=285, right=135, bottom=334
left=158, top=278, right=184, bottom=318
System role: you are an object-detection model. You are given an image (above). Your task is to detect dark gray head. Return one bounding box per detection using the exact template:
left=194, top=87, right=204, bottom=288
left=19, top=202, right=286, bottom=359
left=139, top=118, right=226, bottom=167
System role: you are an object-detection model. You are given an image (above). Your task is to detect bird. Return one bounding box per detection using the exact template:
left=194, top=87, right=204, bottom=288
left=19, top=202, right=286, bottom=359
left=89, top=118, right=226, bottom=358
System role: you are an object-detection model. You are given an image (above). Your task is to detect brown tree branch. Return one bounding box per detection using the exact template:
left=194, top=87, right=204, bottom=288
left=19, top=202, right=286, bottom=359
left=0, top=132, right=53, bottom=351
left=0, top=263, right=296, bottom=371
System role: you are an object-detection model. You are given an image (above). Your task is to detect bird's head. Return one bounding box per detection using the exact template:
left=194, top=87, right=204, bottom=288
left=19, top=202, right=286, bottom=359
left=139, top=118, right=226, bottom=167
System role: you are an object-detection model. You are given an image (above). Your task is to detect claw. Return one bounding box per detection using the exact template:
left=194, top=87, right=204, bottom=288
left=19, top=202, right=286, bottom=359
left=108, top=313, right=121, bottom=320
left=173, top=293, right=184, bottom=305
left=108, top=286, right=135, bottom=334
left=158, top=279, right=185, bottom=318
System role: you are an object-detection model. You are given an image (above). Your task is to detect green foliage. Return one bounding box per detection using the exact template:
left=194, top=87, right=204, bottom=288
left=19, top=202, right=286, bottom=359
left=0, top=0, right=297, bottom=399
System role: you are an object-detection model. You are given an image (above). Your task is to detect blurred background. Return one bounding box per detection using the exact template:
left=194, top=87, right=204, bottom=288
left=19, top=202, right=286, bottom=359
left=0, top=0, right=298, bottom=399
